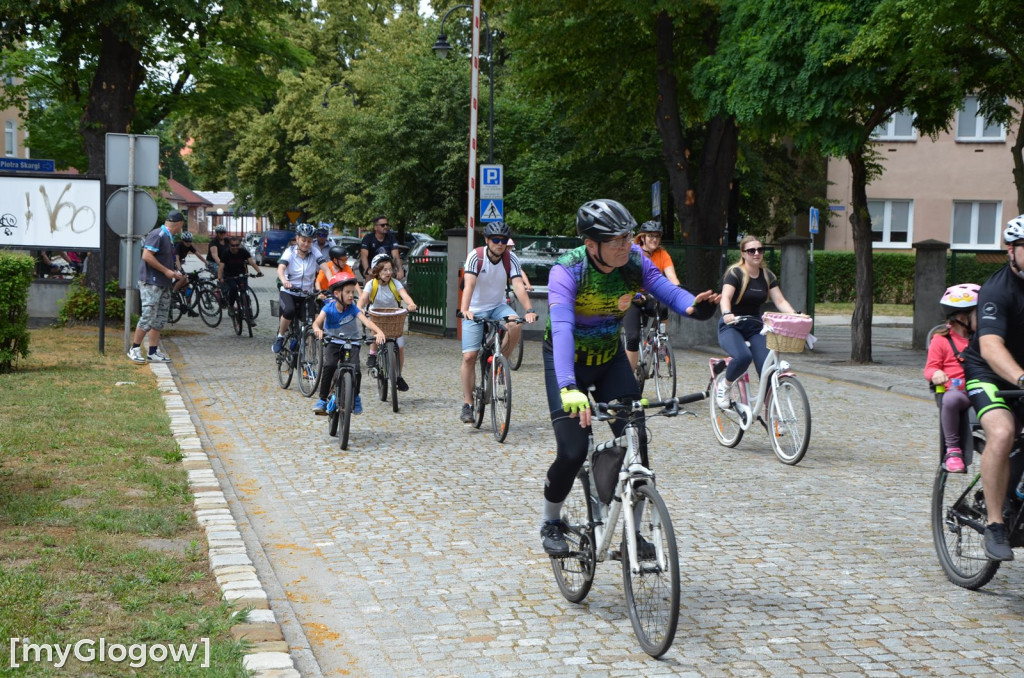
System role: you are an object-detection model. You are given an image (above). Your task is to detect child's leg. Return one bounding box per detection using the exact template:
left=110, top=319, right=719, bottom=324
left=319, top=343, right=342, bottom=401
left=940, top=390, right=971, bottom=451
left=397, top=336, right=406, bottom=371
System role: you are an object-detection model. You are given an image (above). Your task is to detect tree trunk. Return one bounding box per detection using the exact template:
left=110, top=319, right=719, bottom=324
left=693, top=115, right=738, bottom=290
left=847, top=149, right=874, bottom=364
left=81, top=26, right=146, bottom=294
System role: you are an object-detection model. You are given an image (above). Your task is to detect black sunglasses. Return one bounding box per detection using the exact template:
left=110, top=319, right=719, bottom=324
left=490, top=237, right=509, bottom=244
left=744, top=247, right=765, bottom=254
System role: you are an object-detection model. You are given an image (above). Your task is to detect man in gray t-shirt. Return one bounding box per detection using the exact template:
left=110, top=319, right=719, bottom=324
left=128, top=211, right=185, bottom=364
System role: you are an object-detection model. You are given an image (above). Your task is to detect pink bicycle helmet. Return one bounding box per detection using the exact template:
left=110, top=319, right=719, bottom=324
left=940, top=283, right=980, bottom=316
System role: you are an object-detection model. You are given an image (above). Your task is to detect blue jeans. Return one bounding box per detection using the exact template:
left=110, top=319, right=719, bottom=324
left=718, top=317, right=769, bottom=382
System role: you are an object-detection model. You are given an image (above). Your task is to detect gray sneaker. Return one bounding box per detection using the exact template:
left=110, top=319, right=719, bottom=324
left=460, top=403, right=474, bottom=424
left=984, top=522, right=1014, bottom=561
left=540, top=520, right=569, bottom=556
left=148, top=348, right=172, bottom=363
left=127, top=347, right=146, bottom=364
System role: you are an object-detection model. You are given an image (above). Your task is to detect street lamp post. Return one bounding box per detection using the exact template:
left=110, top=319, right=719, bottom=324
left=432, top=1, right=492, bottom=257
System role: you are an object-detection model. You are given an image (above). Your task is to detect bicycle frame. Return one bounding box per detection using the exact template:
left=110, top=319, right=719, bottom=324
left=712, top=349, right=792, bottom=431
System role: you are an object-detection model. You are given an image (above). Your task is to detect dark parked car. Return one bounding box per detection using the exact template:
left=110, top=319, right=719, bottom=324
left=255, top=229, right=294, bottom=266
left=407, top=240, right=447, bottom=260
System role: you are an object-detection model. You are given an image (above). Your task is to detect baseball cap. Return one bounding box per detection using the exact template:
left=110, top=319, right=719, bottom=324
left=166, top=211, right=185, bottom=222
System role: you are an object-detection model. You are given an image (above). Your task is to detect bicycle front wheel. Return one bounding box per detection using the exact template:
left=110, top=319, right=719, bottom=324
left=472, top=357, right=487, bottom=429
left=167, top=291, right=184, bottom=324
left=276, top=344, right=294, bottom=389
left=197, top=285, right=222, bottom=328
left=633, top=344, right=648, bottom=395
left=490, top=355, right=512, bottom=442
left=622, top=483, right=680, bottom=659
left=246, top=286, right=260, bottom=319
left=710, top=374, right=744, bottom=448
left=386, top=345, right=399, bottom=413
left=231, top=299, right=243, bottom=335
left=297, top=329, right=322, bottom=397
left=510, top=331, right=524, bottom=370
left=551, top=468, right=596, bottom=603
left=651, top=338, right=677, bottom=401
left=767, top=376, right=811, bottom=465
left=327, top=372, right=340, bottom=437
left=931, top=455, right=1000, bottom=589
left=339, top=371, right=354, bottom=451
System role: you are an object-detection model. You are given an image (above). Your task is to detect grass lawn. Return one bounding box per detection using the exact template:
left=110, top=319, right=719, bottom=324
left=0, top=326, right=248, bottom=676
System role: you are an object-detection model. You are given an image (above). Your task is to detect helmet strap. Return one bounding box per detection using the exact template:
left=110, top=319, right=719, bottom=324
left=589, top=242, right=614, bottom=271
left=1009, top=250, right=1024, bottom=280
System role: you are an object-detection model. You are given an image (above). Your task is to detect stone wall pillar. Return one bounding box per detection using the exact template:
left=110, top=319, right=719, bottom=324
left=778, top=235, right=810, bottom=314
left=913, top=239, right=949, bottom=349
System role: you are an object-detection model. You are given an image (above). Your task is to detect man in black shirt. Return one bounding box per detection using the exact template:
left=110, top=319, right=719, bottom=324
left=962, top=215, right=1024, bottom=561
left=359, top=215, right=404, bottom=281
left=218, top=236, right=263, bottom=318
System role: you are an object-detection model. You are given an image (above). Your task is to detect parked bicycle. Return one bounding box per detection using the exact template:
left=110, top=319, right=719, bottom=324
left=224, top=273, right=261, bottom=337
left=932, top=389, right=1024, bottom=589
left=275, top=291, right=318, bottom=391
left=628, top=297, right=676, bottom=400
left=707, top=313, right=812, bottom=465
left=324, top=337, right=372, bottom=451
left=551, top=390, right=706, bottom=658
left=366, top=308, right=408, bottom=413
left=459, top=312, right=523, bottom=443
left=168, top=269, right=222, bottom=327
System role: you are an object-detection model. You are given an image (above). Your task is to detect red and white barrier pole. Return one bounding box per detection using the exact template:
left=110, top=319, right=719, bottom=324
left=465, top=0, right=482, bottom=259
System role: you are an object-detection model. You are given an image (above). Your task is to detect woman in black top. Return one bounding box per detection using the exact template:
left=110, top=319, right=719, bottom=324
left=715, top=235, right=797, bottom=408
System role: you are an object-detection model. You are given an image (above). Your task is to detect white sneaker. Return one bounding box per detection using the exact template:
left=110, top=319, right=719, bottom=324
left=127, top=347, right=146, bottom=364
left=715, top=379, right=732, bottom=409
left=148, top=348, right=172, bottom=363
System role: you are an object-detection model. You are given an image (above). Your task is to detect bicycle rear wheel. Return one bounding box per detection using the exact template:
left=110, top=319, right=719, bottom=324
left=386, top=345, right=399, bottom=413
left=931, top=454, right=1000, bottom=589
left=622, top=483, right=679, bottom=658
left=709, top=374, right=744, bottom=447
left=246, top=286, right=260, bottom=319
left=551, top=468, right=596, bottom=603
left=651, top=338, right=677, bottom=401
left=339, top=371, right=354, bottom=450
left=297, top=329, right=322, bottom=397
left=276, top=343, right=294, bottom=389
left=197, top=285, right=222, bottom=328
left=490, top=355, right=512, bottom=442
left=767, top=376, right=811, bottom=465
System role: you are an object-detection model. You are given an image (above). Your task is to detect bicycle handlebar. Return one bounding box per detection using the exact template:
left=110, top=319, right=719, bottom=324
left=592, top=391, right=706, bottom=422
left=456, top=311, right=525, bottom=325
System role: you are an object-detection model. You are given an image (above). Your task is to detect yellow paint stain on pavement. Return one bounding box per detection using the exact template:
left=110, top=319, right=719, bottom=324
left=274, top=543, right=312, bottom=553
left=303, top=622, right=341, bottom=642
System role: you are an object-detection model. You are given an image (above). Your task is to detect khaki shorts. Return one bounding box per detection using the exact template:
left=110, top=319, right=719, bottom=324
left=138, top=282, right=172, bottom=331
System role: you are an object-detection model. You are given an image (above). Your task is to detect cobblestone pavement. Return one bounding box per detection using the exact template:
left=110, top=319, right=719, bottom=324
left=161, top=288, right=1024, bottom=677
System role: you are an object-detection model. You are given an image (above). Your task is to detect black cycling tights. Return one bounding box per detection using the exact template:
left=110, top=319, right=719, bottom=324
left=542, top=343, right=647, bottom=505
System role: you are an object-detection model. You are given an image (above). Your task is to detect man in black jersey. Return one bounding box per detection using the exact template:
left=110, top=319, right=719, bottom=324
left=961, top=215, right=1024, bottom=561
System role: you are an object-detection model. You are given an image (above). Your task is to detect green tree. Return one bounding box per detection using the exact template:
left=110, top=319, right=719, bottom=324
left=705, top=0, right=971, bottom=362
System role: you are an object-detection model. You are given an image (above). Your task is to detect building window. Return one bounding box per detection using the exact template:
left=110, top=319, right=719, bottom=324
left=871, top=110, right=916, bottom=141
left=956, top=96, right=1004, bottom=142
left=952, top=201, right=1001, bottom=248
left=868, top=199, right=913, bottom=246
left=4, top=120, right=15, bottom=157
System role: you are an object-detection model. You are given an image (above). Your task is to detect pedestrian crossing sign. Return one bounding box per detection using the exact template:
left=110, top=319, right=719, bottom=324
left=480, top=199, right=503, bottom=222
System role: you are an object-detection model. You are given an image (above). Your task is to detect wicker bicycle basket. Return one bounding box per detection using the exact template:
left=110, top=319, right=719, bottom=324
left=761, top=312, right=812, bottom=353
left=367, top=308, right=407, bottom=340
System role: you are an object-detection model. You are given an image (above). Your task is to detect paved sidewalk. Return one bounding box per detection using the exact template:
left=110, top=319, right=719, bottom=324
left=156, top=298, right=1024, bottom=676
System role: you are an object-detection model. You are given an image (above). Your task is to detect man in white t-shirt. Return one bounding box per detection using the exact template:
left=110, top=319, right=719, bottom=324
left=459, top=222, right=538, bottom=423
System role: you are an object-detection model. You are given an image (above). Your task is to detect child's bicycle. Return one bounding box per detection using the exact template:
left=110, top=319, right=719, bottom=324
left=366, top=308, right=408, bottom=413
left=931, top=389, right=1024, bottom=589
left=551, top=390, right=706, bottom=658
left=707, top=313, right=812, bottom=465
left=324, top=337, right=372, bottom=451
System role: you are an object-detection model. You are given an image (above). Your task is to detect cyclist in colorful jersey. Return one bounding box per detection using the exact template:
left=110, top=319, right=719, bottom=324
left=961, top=215, right=1024, bottom=561
left=273, top=223, right=328, bottom=353
left=623, top=220, right=682, bottom=373
left=538, top=199, right=718, bottom=555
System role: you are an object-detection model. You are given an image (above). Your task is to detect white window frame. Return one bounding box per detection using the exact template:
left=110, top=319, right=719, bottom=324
left=868, top=199, right=914, bottom=248
left=4, top=120, right=15, bottom=157
left=956, top=95, right=1005, bottom=142
left=950, top=200, right=1003, bottom=250
left=871, top=110, right=917, bottom=141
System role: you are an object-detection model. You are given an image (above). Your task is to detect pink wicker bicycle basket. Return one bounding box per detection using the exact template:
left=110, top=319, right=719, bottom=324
left=367, top=308, right=407, bottom=340
left=761, top=312, right=812, bottom=353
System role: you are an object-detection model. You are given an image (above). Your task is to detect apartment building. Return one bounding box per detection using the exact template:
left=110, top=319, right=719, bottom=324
left=825, top=96, right=1020, bottom=252
left=1, top=74, right=28, bottom=160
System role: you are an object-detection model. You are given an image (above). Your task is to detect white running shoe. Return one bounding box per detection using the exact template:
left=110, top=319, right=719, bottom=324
left=127, top=347, right=146, bottom=364
left=148, top=348, right=172, bottom=363
left=715, top=379, right=732, bottom=409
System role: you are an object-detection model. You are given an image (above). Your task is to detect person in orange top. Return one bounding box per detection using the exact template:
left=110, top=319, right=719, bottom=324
left=624, top=220, right=681, bottom=372
left=316, top=245, right=356, bottom=301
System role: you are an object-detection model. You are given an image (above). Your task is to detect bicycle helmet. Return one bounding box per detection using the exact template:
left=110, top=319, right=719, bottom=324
left=484, top=221, right=511, bottom=238
left=181, top=231, right=194, bottom=242
left=316, top=225, right=329, bottom=237
left=328, top=245, right=347, bottom=261
left=940, top=283, right=980, bottom=316
left=214, top=224, right=227, bottom=233
left=639, top=220, right=662, bottom=234
left=371, top=253, right=393, bottom=270
left=327, top=271, right=357, bottom=291
left=1004, top=215, right=1024, bottom=243
left=295, top=223, right=316, bottom=238
left=576, top=199, right=637, bottom=242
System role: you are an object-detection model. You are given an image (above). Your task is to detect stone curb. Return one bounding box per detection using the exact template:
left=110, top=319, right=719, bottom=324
left=149, top=362, right=300, bottom=678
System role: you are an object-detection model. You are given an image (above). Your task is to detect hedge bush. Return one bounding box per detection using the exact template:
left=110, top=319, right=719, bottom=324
left=0, top=252, right=35, bottom=372
left=58, top=279, right=126, bottom=324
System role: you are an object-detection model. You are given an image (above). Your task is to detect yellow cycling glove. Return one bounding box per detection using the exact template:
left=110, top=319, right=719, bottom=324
left=560, top=387, right=590, bottom=415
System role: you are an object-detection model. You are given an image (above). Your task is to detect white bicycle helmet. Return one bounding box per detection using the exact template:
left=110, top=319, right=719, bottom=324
left=371, top=253, right=393, bottom=270
left=939, top=283, right=980, bottom=316
left=1004, top=215, right=1024, bottom=243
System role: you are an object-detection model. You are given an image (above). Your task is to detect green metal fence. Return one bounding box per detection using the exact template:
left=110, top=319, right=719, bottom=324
left=406, top=258, right=447, bottom=335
